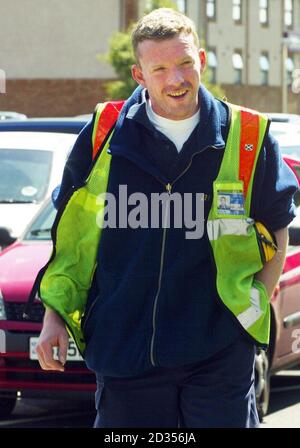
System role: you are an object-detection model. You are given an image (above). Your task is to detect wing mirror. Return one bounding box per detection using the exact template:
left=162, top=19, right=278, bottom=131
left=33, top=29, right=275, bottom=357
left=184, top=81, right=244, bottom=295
left=0, top=227, right=16, bottom=250
left=288, top=226, right=300, bottom=246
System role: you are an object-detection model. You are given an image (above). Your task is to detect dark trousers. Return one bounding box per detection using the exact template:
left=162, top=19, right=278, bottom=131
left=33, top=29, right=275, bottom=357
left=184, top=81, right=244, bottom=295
left=93, top=336, right=259, bottom=428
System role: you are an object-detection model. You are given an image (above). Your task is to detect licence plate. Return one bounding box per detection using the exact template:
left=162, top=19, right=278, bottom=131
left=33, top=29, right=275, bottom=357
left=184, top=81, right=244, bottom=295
left=29, top=337, right=83, bottom=361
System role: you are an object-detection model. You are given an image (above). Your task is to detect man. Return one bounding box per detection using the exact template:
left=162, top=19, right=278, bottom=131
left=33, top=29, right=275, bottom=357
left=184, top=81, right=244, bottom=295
left=35, top=8, right=298, bottom=428
left=218, top=196, right=229, bottom=210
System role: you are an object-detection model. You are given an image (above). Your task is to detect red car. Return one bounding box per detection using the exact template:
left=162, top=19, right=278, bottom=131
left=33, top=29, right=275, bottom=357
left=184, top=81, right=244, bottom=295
left=0, top=199, right=95, bottom=418
left=0, top=157, right=300, bottom=420
left=255, top=156, right=300, bottom=419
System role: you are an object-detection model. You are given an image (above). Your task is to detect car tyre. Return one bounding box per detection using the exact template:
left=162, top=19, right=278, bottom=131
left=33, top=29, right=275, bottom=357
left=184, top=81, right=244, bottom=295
left=255, top=348, right=270, bottom=422
left=0, top=395, right=17, bottom=419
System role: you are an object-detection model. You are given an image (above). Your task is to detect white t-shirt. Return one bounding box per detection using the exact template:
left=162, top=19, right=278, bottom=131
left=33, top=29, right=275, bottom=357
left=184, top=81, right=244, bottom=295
left=146, top=99, right=200, bottom=153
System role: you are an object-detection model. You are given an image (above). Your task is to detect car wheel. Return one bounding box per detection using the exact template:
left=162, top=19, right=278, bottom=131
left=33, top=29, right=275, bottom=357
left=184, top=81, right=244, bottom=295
left=255, top=348, right=270, bottom=422
left=0, top=395, right=17, bottom=419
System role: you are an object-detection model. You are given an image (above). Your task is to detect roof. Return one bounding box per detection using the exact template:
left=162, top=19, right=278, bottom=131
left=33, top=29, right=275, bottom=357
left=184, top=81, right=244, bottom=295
left=0, top=131, right=78, bottom=152
left=269, top=121, right=300, bottom=137
left=0, top=117, right=90, bottom=134
left=266, top=113, right=300, bottom=125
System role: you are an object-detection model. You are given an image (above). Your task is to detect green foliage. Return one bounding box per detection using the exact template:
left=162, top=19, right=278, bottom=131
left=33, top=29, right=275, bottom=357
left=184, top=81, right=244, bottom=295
left=102, top=30, right=137, bottom=100
left=202, top=68, right=226, bottom=100
left=144, top=0, right=179, bottom=13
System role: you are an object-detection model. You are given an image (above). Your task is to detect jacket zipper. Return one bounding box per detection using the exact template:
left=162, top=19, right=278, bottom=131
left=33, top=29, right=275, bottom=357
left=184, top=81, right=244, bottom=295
left=150, top=182, right=172, bottom=366
left=150, top=145, right=218, bottom=366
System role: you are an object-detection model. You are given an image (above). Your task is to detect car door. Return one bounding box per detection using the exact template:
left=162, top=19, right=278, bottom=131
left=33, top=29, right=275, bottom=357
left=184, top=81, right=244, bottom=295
left=271, top=158, right=300, bottom=369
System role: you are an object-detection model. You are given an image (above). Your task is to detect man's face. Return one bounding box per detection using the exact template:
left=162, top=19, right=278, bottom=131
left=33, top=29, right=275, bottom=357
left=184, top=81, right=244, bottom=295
left=132, top=33, right=206, bottom=120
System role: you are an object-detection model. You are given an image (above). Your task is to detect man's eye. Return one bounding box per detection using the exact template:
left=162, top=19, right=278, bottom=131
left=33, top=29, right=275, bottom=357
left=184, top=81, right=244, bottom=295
left=154, top=67, right=165, bottom=72
left=182, top=61, right=192, bottom=66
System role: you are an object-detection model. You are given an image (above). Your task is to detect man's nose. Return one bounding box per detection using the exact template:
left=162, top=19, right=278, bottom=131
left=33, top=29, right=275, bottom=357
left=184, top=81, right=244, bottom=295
left=167, top=68, right=185, bottom=86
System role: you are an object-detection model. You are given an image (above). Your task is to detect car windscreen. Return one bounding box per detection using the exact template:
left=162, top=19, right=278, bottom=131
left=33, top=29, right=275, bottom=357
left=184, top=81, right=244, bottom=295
left=0, top=148, right=53, bottom=203
left=280, top=145, right=300, bottom=159
left=24, top=201, right=56, bottom=241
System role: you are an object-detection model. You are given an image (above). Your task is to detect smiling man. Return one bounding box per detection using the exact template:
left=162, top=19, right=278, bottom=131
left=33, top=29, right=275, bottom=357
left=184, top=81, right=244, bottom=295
left=131, top=30, right=205, bottom=120
left=35, top=8, right=298, bottom=428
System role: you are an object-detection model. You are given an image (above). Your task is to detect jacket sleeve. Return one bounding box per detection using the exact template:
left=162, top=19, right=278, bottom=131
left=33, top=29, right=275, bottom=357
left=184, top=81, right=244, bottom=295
left=53, top=119, right=94, bottom=209
left=251, top=131, right=299, bottom=231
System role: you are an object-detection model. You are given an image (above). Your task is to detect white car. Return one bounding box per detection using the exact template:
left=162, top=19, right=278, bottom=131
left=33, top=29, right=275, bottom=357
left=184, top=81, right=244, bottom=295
left=269, top=121, right=300, bottom=160
left=269, top=120, right=300, bottom=138
left=0, top=119, right=88, bottom=241
left=0, top=111, right=27, bottom=120
left=266, top=112, right=300, bottom=125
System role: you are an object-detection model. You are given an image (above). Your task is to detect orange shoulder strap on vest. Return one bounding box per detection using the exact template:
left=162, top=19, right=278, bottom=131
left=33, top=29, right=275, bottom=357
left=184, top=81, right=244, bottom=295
left=239, top=108, right=260, bottom=199
left=92, top=100, right=125, bottom=161
left=92, top=102, right=264, bottom=200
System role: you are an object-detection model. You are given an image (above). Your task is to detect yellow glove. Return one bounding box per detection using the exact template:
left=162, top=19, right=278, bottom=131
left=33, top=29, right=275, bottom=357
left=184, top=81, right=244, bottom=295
left=255, top=222, right=278, bottom=263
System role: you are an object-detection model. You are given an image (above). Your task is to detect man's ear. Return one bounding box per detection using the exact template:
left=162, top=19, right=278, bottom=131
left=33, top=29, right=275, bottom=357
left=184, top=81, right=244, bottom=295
left=199, top=49, right=206, bottom=73
left=131, top=64, right=146, bottom=87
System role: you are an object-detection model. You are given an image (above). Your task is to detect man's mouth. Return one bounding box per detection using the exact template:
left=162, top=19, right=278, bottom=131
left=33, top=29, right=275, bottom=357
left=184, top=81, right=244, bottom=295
left=167, top=89, right=188, bottom=99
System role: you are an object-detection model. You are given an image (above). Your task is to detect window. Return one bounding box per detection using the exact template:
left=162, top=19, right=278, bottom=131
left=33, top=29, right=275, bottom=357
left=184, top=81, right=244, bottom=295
left=232, top=51, right=243, bottom=84
left=175, top=0, right=186, bottom=13
left=233, top=0, right=242, bottom=23
left=284, top=0, right=294, bottom=28
left=259, top=0, right=269, bottom=25
left=24, top=201, right=57, bottom=242
left=207, top=50, right=217, bottom=83
left=286, top=56, right=295, bottom=86
left=145, top=0, right=186, bottom=13
left=0, top=69, right=5, bottom=94
left=0, top=149, right=53, bottom=203
left=206, top=0, right=216, bottom=20
left=260, top=53, right=270, bottom=85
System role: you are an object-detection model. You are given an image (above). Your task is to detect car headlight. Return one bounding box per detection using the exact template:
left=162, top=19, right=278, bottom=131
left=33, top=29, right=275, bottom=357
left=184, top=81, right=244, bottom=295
left=0, top=289, right=6, bottom=320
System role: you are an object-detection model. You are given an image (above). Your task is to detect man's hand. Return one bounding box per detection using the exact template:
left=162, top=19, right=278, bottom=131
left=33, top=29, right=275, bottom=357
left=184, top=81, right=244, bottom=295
left=255, top=227, right=288, bottom=299
left=36, top=307, right=69, bottom=372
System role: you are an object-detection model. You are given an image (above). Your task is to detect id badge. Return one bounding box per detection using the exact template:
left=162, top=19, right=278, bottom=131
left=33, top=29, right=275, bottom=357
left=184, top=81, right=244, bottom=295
left=214, top=181, right=245, bottom=217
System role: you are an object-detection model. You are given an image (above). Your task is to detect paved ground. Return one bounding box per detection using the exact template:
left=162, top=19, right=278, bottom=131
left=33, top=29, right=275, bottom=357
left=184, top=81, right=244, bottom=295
left=261, top=368, right=300, bottom=428
left=0, top=369, right=300, bottom=428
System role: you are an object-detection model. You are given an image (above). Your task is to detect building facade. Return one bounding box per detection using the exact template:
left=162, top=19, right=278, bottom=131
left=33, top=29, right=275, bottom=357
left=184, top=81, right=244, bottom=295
left=0, top=0, right=139, bottom=116
left=172, top=0, right=300, bottom=113
left=1, top=0, right=300, bottom=116
left=195, top=0, right=300, bottom=112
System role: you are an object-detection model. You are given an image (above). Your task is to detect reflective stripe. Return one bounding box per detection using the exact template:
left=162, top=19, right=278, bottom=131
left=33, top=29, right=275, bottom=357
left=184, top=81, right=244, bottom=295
left=92, top=101, right=124, bottom=160
left=237, top=306, right=263, bottom=329
left=237, top=287, right=263, bottom=329
left=224, top=103, right=269, bottom=215
left=207, top=218, right=254, bottom=241
left=239, top=110, right=260, bottom=198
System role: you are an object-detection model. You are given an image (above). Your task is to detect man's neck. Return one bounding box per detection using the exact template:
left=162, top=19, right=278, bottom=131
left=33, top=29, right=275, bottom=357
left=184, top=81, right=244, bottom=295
left=146, top=99, right=200, bottom=153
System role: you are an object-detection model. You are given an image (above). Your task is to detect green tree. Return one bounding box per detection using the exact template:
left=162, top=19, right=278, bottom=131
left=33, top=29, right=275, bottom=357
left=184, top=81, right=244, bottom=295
left=144, top=0, right=179, bottom=12
left=102, top=29, right=136, bottom=100
left=101, top=1, right=226, bottom=100
left=202, top=65, right=226, bottom=100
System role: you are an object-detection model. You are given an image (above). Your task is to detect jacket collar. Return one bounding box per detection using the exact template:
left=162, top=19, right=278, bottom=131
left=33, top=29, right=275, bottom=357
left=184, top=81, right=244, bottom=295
left=111, top=84, right=226, bottom=150
left=108, top=84, right=227, bottom=182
